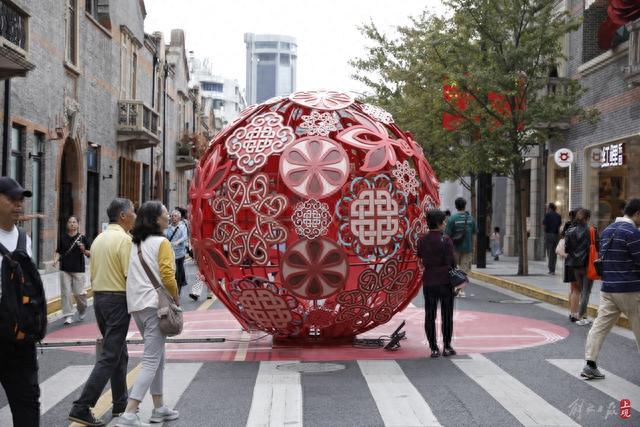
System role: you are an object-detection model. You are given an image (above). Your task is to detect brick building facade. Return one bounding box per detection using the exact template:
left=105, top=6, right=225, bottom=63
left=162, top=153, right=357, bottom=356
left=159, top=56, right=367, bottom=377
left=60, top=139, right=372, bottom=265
left=0, top=0, right=202, bottom=269
left=503, top=0, right=640, bottom=259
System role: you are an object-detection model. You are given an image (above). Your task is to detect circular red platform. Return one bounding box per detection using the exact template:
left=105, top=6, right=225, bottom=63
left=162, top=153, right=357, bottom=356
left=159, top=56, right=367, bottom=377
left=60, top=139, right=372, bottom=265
left=46, top=307, right=569, bottom=362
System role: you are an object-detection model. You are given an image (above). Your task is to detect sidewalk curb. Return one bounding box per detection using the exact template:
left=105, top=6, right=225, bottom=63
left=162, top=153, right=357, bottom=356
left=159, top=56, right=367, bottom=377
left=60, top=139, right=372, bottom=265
left=47, top=289, right=95, bottom=316
left=468, top=271, right=630, bottom=329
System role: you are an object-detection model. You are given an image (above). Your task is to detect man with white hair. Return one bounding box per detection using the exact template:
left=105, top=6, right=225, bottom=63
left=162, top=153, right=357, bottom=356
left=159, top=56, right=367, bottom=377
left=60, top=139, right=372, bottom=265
left=165, top=209, right=188, bottom=293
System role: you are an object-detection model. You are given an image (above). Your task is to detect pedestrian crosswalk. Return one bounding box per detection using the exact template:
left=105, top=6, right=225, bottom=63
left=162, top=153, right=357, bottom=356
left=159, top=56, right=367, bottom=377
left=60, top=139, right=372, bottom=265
left=1, top=357, right=638, bottom=426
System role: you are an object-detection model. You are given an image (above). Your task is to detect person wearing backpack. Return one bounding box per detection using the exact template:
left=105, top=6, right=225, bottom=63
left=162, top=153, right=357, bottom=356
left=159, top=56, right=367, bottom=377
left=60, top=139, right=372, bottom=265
left=581, top=198, right=640, bottom=380
left=0, top=177, right=46, bottom=427
left=445, top=197, right=477, bottom=297
left=69, top=198, right=136, bottom=426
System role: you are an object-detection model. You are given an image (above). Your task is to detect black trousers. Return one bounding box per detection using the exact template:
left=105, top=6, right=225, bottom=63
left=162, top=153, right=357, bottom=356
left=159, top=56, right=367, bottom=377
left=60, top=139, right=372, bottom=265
left=73, top=292, right=130, bottom=410
left=0, top=341, right=40, bottom=427
left=175, top=256, right=186, bottom=292
left=423, top=283, right=455, bottom=351
left=545, top=232, right=559, bottom=274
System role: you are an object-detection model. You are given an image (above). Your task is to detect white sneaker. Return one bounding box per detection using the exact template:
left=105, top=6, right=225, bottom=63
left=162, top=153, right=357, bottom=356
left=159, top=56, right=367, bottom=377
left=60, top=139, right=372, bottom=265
left=576, top=318, right=591, bottom=326
left=116, top=412, right=150, bottom=427
left=64, top=316, right=74, bottom=325
left=149, top=406, right=179, bottom=423
left=457, top=291, right=466, bottom=298
left=78, top=311, right=86, bottom=321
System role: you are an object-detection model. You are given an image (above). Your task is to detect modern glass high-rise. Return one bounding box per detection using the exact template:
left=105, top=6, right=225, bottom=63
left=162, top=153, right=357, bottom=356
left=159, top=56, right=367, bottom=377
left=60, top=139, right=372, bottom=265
left=244, top=33, right=297, bottom=105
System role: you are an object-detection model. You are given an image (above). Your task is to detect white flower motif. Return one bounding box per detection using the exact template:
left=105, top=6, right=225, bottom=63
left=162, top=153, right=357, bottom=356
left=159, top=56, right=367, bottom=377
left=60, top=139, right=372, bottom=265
left=300, top=111, right=339, bottom=137
left=362, top=104, right=394, bottom=124
left=391, top=160, right=420, bottom=196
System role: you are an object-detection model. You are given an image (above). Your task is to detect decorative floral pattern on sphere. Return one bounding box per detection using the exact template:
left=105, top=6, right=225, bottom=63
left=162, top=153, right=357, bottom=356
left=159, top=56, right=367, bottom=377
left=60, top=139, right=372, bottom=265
left=225, top=112, right=295, bottom=174
left=292, top=199, right=331, bottom=240
left=280, top=136, right=349, bottom=200
left=281, top=238, right=349, bottom=300
left=289, top=90, right=354, bottom=110
left=189, top=89, right=440, bottom=341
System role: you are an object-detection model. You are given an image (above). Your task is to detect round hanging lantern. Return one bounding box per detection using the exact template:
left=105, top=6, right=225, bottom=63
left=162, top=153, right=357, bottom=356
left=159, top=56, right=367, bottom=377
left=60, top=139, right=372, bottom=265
left=189, top=90, right=440, bottom=341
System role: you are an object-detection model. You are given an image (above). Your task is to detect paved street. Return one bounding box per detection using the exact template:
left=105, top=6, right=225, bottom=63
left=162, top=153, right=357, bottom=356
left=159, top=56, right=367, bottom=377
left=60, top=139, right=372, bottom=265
left=2, top=262, right=638, bottom=427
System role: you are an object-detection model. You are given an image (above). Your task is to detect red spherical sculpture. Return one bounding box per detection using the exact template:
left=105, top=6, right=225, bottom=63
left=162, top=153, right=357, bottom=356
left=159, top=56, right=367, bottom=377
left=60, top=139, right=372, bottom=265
left=189, top=90, right=440, bottom=341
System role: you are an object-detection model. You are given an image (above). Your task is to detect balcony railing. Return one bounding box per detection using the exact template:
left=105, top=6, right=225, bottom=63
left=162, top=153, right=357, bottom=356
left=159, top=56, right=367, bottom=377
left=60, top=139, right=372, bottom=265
left=176, top=143, right=196, bottom=170
left=535, top=77, right=571, bottom=130
left=624, top=19, right=640, bottom=86
left=0, top=1, right=27, bottom=50
left=117, top=100, right=160, bottom=149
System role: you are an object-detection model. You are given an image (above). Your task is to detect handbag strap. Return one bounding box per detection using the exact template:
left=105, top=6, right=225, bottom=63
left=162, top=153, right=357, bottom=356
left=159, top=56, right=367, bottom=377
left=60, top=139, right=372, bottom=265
left=600, top=223, right=621, bottom=261
left=62, top=234, right=83, bottom=258
left=136, top=242, right=163, bottom=290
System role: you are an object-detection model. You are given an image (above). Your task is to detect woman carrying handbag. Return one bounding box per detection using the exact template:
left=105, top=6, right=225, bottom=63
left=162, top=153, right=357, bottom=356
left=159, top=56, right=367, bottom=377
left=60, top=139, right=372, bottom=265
left=117, top=201, right=181, bottom=427
left=417, top=209, right=462, bottom=358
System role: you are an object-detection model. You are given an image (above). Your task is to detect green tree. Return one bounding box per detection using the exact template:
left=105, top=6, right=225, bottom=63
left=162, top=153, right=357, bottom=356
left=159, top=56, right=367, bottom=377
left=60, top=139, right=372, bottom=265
left=352, top=0, right=596, bottom=275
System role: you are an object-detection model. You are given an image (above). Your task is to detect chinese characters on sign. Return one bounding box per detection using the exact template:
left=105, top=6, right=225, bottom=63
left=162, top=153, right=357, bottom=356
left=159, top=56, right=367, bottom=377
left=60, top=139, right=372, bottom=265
left=601, top=143, right=624, bottom=168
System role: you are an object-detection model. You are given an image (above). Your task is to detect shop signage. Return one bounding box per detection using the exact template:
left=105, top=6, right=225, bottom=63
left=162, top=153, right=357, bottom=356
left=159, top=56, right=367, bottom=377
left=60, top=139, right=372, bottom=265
left=601, top=142, right=624, bottom=168
left=554, top=148, right=574, bottom=167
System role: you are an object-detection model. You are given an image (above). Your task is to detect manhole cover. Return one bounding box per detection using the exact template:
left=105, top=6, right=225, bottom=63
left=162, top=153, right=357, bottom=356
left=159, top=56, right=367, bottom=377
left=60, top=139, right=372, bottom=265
left=276, top=362, right=346, bottom=373
left=490, top=299, right=540, bottom=304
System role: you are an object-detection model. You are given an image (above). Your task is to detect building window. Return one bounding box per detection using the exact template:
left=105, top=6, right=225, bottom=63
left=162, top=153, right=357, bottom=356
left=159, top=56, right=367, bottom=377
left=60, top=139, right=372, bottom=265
left=65, top=0, right=78, bottom=65
left=118, top=157, right=141, bottom=208
left=280, top=53, right=290, bottom=66
left=280, top=42, right=290, bottom=50
left=213, top=99, right=225, bottom=110
left=255, top=41, right=278, bottom=49
left=120, top=30, right=138, bottom=99
left=201, top=82, right=223, bottom=92
left=0, top=1, right=28, bottom=50
left=10, top=125, right=24, bottom=185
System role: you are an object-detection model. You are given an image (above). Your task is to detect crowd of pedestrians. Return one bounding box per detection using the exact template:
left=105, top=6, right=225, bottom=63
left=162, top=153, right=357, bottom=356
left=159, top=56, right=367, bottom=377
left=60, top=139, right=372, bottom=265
left=3, top=172, right=640, bottom=424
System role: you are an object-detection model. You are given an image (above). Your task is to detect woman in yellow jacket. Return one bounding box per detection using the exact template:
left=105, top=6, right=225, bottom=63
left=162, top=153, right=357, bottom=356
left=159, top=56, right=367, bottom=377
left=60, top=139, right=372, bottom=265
left=117, top=201, right=180, bottom=427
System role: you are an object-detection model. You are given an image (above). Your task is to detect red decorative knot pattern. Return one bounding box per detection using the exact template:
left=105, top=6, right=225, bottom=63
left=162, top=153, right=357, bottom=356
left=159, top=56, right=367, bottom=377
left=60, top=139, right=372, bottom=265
left=407, top=194, right=438, bottom=252
left=336, top=121, right=414, bottom=172
left=225, top=112, right=295, bottom=174
left=305, top=308, right=335, bottom=327
left=280, top=136, right=349, bottom=199
left=391, top=160, right=420, bottom=197
left=289, top=90, right=354, bottom=110
left=362, top=104, right=394, bottom=124
left=408, top=136, right=439, bottom=196
left=281, top=238, right=349, bottom=300
left=299, top=111, right=339, bottom=136
left=336, top=174, right=409, bottom=262
left=230, top=278, right=302, bottom=335
left=292, top=199, right=331, bottom=240
left=211, top=173, right=288, bottom=266
left=336, top=258, right=416, bottom=328
left=188, top=145, right=232, bottom=239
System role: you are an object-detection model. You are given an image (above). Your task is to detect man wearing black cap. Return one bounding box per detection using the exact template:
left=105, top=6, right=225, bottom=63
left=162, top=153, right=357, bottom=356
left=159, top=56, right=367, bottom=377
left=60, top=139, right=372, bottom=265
left=0, top=176, right=40, bottom=426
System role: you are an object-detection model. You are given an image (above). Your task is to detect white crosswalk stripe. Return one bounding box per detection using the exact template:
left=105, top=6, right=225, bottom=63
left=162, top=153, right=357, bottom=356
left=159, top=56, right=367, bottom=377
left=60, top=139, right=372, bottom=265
left=548, top=359, right=640, bottom=412
left=13, top=357, right=640, bottom=426
left=453, top=354, right=579, bottom=426
left=358, top=360, right=441, bottom=427
left=0, top=365, right=93, bottom=426
left=135, top=362, right=202, bottom=424
left=246, top=361, right=303, bottom=427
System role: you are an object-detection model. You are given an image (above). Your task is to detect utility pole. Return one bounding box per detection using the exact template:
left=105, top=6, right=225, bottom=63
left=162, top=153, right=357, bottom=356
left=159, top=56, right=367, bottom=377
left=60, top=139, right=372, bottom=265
left=162, top=61, right=167, bottom=205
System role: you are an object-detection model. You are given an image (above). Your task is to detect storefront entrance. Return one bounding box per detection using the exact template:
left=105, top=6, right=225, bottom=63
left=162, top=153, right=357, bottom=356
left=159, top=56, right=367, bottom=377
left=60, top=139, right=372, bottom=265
left=586, top=138, right=640, bottom=231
